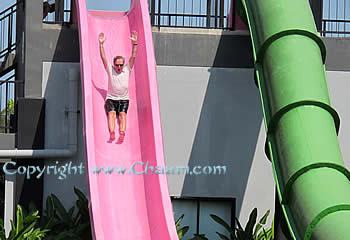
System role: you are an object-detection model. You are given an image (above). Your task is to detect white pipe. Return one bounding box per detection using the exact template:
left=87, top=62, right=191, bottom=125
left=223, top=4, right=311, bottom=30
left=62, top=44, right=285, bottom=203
left=0, top=149, right=76, bottom=158
left=4, top=174, right=15, bottom=237
left=0, top=68, right=79, bottom=159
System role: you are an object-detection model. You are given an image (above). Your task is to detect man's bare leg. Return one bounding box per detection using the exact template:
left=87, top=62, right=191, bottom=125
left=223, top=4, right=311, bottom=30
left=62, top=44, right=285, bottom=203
left=107, top=111, right=117, bottom=141
left=117, top=112, right=127, bottom=142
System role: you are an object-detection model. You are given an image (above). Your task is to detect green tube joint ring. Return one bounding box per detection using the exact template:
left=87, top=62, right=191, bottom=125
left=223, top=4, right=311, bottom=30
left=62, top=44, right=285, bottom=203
left=304, top=204, right=350, bottom=240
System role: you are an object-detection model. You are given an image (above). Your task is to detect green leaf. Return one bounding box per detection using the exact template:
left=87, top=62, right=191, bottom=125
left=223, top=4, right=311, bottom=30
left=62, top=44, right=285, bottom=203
left=244, top=208, right=257, bottom=238
left=259, top=210, right=270, bottom=225
left=50, top=194, right=72, bottom=225
left=210, top=214, right=235, bottom=238
left=235, top=217, right=243, bottom=231
left=236, top=229, right=245, bottom=240
left=16, top=205, right=24, bottom=235
left=190, top=233, right=208, bottom=240
left=177, top=226, right=189, bottom=239
left=45, top=195, right=55, bottom=219
left=254, top=210, right=270, bottom=237
left=74, top=187, right=88, bottom=203
left=270, top=219, right=274, bottom=239
left=216, top=231, right=231, bottom=240
left=175, top=214, right=185, bottom=227
left=68, top=206, right=75, bottom=218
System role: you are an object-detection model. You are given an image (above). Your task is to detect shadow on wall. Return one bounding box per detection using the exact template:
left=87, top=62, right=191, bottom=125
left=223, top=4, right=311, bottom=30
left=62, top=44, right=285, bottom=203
left=40, top=23, right=86, bottom=209
left=180, top=34, right=262, bottom=216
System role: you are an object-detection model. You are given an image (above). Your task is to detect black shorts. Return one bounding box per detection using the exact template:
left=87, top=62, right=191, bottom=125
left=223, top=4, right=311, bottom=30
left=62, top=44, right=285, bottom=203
left=104, top=99, right=129, bottom=114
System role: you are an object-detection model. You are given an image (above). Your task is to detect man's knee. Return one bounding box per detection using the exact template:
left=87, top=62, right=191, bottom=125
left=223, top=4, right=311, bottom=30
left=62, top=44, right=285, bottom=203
left=108, top=111, right=116, bottom=118
left=119, top=112, right=127, bottom=119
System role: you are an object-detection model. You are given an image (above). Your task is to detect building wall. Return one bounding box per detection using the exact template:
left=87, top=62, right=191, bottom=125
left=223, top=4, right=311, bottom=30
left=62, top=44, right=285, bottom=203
left=41, top=62, right=86, bottom=209
left=156, top=66, right=275, bottom=222
left=21, top=0, right=80, bottom=98
left=152, top=29, right=350, bottom=225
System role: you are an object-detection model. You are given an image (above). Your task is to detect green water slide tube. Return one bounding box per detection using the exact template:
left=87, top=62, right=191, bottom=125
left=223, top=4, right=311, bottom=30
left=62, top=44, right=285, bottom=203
left=237, top=0, right=350, bottom=239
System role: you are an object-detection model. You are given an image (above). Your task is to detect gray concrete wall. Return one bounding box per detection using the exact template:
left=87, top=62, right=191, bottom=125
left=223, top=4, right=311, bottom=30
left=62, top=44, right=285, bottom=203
left=157, top=66, right=350, bottom=225
left=157, top=66, right=275, bottom=224
left=324, top=38, right=350, bottom=71
left=21, top=0, right=79, bottom=98
left=152, top=28, right=253, bottom=68
left=327, top=71, right=350, bottom=169
left=41, top=62, right=86, bottom=209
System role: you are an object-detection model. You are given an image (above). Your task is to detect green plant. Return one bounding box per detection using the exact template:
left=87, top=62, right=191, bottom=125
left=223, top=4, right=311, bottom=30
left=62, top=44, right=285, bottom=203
left=175, top=214, right=209, bottom=240
left=0, top=99, right=15, bottom=133
left=0, top=188, right=91, bottom=240
left=210, top=208, right=274, bottom=240
left=41, top=187, right=92, bottom=240
left=0, top=205, right=49, bottom=240
left=175, top=214, right=189, bottom=240
left=7, top=99, right=14, bottom=115
left=189, top=233, right=209, bottom=240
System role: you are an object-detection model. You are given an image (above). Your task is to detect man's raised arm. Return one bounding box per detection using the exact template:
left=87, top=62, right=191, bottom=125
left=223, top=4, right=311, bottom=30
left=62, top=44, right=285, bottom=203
left=128, top=31, right=138, bottom=70
left=99, top=33, right=108, bottom=69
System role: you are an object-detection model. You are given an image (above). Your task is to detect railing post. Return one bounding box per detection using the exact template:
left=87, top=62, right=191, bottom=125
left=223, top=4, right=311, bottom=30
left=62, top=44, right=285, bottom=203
left=214, top=0, right=218, bottom=28
left=55, top=0, right=64, bottom=22
left=150, top=0, right=156, bottom=26
left=219, top=0, right=224, bottom=28
left=232, top=0, right=236, bottom=30
left=8, top=8, right=13, bottom=53
left=157, top=0, right=161, bottom=29
left=206, top=0, right=211, bottom=28
left=5, top=82, right=8, bottom=133
left=322, top=20, right=326, bottom=37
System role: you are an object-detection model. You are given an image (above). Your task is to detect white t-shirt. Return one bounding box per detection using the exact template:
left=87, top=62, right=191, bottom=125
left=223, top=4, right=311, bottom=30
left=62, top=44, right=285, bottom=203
left=105, top=63, right=130, bottom=100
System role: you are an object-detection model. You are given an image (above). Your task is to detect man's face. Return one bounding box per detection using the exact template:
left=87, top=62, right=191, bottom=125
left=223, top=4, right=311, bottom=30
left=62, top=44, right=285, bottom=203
left=114, top=58, right=124, bottom=73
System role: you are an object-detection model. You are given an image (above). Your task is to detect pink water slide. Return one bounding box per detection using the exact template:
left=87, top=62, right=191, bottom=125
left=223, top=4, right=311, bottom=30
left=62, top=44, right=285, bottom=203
left=74, top=0, right=179, bottom=239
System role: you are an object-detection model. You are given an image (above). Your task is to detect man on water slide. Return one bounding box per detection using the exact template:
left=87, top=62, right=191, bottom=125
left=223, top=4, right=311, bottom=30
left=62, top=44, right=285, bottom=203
left=98, top=31, right=138, bottom=143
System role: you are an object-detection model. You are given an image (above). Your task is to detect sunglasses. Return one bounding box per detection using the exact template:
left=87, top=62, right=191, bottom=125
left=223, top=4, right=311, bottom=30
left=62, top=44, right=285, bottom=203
left=115, top=64, right=124, bottom=67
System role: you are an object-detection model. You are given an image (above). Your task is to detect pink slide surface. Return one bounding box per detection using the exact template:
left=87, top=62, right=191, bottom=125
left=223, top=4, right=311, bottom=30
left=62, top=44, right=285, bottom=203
left=74, top=0, right=179, bottom=239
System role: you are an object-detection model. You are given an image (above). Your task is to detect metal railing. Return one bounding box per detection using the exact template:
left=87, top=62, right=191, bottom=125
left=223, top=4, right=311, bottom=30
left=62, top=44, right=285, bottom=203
left=0, top=71, right=22, bottom=133
left=322, top=19, right=350, bottom=37
left=148, top=0, right=350, bottom=37
left=149, top=0, right=234, bottom=29
left=43, top=0, right=72, bottom=24
left=0, top=2, right=20, bottom=133
left=322, top=0, right=350, bottom=37
left=0, top=1, right=18, bottom=67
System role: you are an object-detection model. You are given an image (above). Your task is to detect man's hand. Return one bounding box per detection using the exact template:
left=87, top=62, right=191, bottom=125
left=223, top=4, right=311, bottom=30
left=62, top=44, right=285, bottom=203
left=130, top=31, right=138, bottom=45
left=99, top=33, right=108, bottom=69
left=99, top=33, right=106, bottom=44
left=128, top=31, right=138, bottom=70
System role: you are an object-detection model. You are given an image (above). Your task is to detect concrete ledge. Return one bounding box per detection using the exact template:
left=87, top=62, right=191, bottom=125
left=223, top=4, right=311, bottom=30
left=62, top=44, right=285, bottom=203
left=0, top=134, right=15, bottom=150
left=323, top=37, right=350, bottom=71
left=152, top=28, right=350, bottom=71
left=152, top=26, right=250, bottom=36
left=42, top=23, right=78, bottom=31
left=152, top=29, right=254, bottom=68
